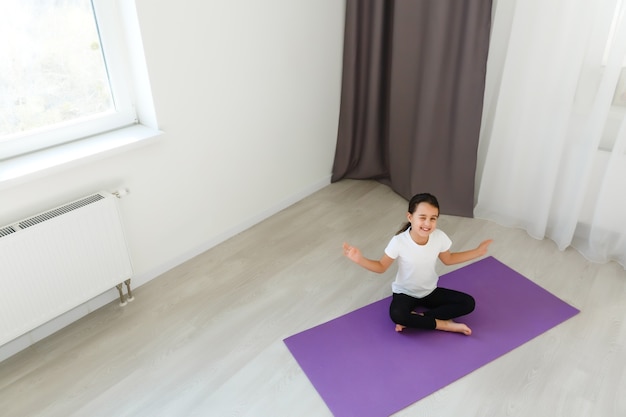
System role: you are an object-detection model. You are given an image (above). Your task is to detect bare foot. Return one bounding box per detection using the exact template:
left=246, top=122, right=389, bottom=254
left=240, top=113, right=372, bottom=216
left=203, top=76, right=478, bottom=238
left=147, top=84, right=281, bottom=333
left=435, top=319, right=472, bottom=335
left=395, top=324, right=406, bottom=332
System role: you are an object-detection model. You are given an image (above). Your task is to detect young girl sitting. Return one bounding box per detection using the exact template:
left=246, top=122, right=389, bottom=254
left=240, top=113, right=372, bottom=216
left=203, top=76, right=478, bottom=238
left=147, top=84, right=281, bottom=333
left=343, top=193, right=492, bottom=335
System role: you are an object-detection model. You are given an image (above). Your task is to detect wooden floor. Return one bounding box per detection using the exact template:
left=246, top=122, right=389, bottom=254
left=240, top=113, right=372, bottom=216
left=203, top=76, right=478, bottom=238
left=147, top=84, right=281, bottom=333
left=1, top=179, right=624, bottom=417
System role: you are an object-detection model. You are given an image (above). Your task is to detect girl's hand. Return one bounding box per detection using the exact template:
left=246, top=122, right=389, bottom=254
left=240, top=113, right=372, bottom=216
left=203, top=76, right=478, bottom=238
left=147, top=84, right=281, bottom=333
left=477, top=239, right=493, bottom=256
left=343, top=243, right=394, bottom=273
left=343, top=242, right=362, bottom=263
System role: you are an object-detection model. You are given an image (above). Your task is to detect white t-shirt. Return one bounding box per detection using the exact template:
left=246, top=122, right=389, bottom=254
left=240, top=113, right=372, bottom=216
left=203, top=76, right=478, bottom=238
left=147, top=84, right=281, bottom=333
left=384, top=228, right=452, bottom=298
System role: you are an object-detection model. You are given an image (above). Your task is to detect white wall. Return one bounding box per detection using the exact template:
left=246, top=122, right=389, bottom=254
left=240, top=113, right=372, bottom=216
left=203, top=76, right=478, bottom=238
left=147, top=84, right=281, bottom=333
left=0, top=0, right=345, bottom=358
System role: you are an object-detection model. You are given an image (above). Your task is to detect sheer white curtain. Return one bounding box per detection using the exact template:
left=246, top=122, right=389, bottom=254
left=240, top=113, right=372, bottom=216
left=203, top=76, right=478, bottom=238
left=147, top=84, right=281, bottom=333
left=475, top=0, right=626, bottom=268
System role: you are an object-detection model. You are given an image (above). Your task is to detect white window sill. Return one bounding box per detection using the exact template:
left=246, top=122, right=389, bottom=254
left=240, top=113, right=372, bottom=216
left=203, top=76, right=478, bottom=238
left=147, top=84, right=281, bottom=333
left=0, top=124, right=162, bottom=190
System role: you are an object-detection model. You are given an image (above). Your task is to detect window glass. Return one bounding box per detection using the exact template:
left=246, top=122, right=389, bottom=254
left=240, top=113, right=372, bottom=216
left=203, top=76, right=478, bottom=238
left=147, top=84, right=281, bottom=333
left=0, top=0, right=114, bottom=139
left=0, top=0, right=148, bottom=161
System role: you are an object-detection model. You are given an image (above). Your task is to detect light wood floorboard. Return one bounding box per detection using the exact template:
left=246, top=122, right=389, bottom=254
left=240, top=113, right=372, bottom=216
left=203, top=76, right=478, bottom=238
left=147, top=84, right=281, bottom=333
left=1, top=179, right=625, bottom=417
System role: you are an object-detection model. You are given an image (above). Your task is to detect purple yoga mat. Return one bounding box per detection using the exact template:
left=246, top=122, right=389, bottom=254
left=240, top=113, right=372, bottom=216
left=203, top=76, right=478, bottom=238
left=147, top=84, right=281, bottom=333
left=283, top=256, right=579, bottom=417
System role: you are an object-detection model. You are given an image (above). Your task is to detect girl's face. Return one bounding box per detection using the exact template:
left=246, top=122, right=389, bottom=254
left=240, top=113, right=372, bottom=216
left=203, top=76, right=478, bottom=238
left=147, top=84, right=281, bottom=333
left=407, top=202, right=439, bottom=243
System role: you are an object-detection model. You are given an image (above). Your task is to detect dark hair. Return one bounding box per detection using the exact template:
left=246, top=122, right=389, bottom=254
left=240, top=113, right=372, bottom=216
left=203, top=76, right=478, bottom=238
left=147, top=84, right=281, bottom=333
left=395, top=193, right=440, bottom=235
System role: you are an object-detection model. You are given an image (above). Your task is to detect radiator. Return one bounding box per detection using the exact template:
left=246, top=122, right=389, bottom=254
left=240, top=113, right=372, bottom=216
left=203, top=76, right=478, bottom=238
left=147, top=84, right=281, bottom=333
left=0, top=192, right=133, bottom=347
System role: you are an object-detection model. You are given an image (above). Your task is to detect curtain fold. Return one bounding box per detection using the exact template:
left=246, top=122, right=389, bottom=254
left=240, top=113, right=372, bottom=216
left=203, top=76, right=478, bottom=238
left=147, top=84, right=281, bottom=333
left=476, top=0, right=626, bottom=268
left=332, top=0, right=493, bottom=217
left=331, top=0, right=392, bottom=182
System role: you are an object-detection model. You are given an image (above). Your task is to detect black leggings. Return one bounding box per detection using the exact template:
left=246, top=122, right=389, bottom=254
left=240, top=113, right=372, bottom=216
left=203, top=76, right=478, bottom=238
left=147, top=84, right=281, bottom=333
left=389, top=288, right=475, bottom=330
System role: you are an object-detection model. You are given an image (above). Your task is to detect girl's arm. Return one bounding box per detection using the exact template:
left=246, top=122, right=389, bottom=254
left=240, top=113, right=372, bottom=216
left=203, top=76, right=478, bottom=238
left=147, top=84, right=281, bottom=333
left=438, top=239, right=493, bottom=266
left=343, top=242, right=395, bottom=273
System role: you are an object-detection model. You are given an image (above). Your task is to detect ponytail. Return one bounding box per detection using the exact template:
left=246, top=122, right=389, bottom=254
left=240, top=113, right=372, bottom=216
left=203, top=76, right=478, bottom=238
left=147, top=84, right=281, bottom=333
left=395, top=222, right=411, bottom=235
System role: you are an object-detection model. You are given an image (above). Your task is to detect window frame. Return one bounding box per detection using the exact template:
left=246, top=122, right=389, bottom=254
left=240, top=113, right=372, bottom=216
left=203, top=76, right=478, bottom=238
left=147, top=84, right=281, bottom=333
left=0, top=0, right=159, bottom=165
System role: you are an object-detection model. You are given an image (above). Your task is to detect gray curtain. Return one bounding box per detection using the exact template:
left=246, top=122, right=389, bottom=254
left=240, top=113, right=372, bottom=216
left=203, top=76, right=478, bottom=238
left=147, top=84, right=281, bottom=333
left=331, top=0, right=492, bottom=217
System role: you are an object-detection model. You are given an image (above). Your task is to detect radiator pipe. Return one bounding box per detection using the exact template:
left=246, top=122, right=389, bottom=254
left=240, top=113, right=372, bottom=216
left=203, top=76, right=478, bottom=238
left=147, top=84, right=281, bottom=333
left=115, top=283, right=127, bottom=306
left=124, top=279, right=134, bottom=302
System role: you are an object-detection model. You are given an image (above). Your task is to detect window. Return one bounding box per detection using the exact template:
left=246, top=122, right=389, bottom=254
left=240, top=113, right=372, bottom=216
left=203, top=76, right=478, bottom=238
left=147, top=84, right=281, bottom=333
left=604, top=0, right=626, bottom=107
left=0, top=0, right=158, bottom=172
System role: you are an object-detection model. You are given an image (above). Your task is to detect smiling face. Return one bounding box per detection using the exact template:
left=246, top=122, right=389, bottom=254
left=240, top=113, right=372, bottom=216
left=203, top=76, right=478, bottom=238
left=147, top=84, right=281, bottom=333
left=407, top=202, right=439, bottom=245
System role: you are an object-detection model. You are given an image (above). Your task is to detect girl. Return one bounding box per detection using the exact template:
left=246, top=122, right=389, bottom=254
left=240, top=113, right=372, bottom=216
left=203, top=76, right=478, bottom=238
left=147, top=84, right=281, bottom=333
left=343, top=193, right=492, bottom=335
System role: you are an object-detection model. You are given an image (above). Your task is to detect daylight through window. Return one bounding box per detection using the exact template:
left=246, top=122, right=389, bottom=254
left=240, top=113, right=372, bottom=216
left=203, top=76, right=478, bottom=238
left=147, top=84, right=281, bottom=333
left=0, top=0, right=142, bottom=160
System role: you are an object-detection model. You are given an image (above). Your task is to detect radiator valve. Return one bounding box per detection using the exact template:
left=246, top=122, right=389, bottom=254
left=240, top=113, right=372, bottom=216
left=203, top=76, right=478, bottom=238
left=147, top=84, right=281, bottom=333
left=112, top=188, right=130, bottom=198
